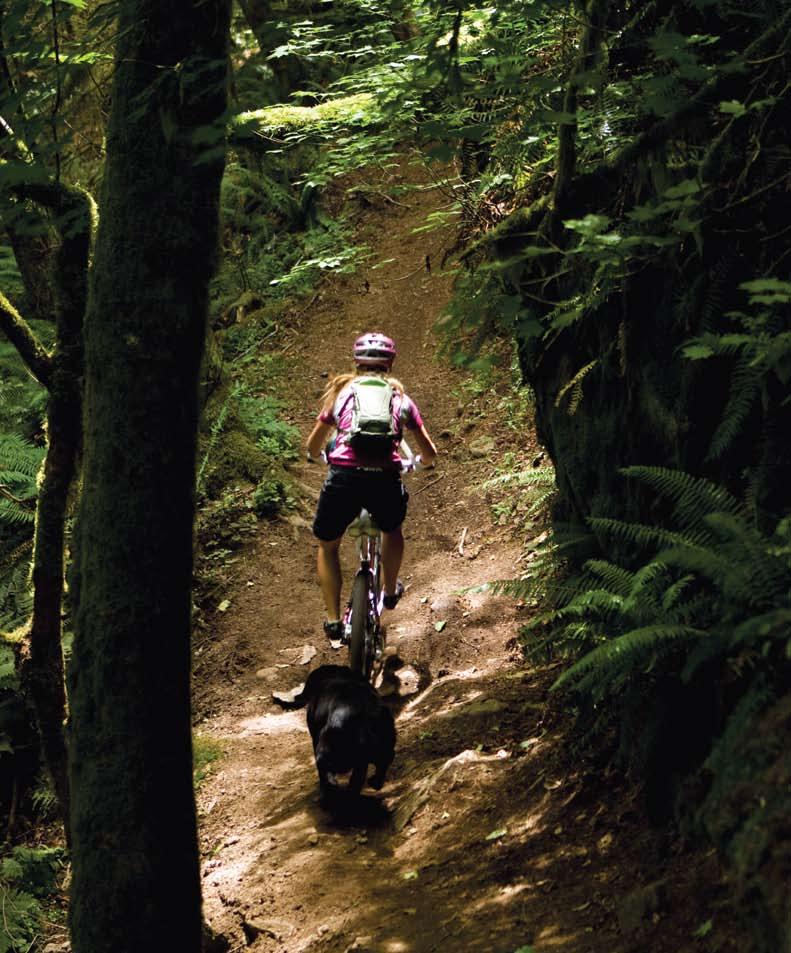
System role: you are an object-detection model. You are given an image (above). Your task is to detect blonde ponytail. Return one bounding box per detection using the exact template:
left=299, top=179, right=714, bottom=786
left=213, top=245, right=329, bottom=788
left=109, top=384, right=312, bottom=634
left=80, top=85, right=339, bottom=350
left=320, top=373, right=355, bottom=415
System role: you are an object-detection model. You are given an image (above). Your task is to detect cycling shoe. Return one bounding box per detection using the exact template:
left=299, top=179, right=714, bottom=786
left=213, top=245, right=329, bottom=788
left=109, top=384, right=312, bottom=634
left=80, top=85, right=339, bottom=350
left=382, top=581, right=405, bottom=611
left=323, top=620, right=343, bottom=646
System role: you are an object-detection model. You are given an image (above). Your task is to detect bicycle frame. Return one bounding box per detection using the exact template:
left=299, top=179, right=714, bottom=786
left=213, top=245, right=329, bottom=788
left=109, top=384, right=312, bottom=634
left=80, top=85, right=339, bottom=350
left=343, top=509, right=383, bottom=677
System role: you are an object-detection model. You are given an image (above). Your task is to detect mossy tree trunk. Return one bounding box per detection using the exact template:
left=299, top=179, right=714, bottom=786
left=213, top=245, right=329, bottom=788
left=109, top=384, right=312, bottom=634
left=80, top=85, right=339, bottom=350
left=67, top=1, right=230, bottom=950
left=0, top=181, right=93, bottom=841
left=18, top=184, right=93, bottom=842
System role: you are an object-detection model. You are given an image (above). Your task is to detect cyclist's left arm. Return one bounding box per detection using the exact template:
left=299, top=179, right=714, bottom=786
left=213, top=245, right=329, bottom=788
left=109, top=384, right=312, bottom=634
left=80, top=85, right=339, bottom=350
left=307, top=420, right=334, bottom=461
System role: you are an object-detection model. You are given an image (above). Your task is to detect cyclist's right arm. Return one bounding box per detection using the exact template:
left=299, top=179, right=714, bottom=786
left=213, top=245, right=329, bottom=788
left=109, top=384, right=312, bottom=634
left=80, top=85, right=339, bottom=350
left=307, top=420, right=334, bottom=462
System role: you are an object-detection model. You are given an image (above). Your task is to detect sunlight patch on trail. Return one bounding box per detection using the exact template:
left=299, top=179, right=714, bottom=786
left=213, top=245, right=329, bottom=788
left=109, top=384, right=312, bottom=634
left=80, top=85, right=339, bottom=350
left=238, top=709, right=306, bottom=736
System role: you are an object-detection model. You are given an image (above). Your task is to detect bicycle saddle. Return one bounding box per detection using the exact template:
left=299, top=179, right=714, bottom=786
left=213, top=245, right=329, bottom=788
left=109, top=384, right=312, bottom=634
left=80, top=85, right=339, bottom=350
left=347, top=509, right=379, bottom=538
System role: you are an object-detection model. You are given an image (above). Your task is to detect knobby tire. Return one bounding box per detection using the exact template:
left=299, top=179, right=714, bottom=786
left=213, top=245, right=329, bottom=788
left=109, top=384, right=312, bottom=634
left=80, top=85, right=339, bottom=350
left=349, top=572, right=371, bottom=677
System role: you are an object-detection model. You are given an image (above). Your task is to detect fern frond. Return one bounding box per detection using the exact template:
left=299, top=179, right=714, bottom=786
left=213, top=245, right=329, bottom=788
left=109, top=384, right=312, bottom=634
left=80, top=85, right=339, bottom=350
left=489, top=575, right=544, bottom=601
left=583, top=559, right=635, bottom=596
left=552, top=624, right=704, bottom=698
left=621, top=466, right=745, bottom=533
left=549, top=588, right=626, bottom=621
left=524, top=486, right=557, bottom=518
left=0, top=498, right=36, bottom=525
left=706, top=355, right=761, bottom=461
left=656, top=543, right=742, bottom=591
left=482, top=466, right=555, bottom=489
left=628, top=560, right=670, bottom=598
left=589, top=516, right=690, bottom=550
left=555, top=360, right=598, bottom=415
left=0, top=433, right=45, bottom=478
left=685, top=332, right=756, bottom=360
left=660, top=573, right=696, bottom=612
left=729, top=608, right=791, bottom=648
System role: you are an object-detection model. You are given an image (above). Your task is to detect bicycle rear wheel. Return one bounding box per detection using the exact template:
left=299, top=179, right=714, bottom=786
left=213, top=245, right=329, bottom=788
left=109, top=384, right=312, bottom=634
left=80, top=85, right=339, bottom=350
left=349, top=572, right=372, bottom=677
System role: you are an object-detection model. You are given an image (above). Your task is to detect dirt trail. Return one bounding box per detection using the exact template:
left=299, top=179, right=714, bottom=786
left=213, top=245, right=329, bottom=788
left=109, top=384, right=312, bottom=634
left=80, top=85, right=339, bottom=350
left=194, top=160, right=738, bottom=953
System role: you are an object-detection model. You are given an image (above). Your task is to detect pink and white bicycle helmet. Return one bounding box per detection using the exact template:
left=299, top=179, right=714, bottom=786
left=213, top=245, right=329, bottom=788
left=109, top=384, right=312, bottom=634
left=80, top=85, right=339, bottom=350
left=353, top=332, right=397, bottom=368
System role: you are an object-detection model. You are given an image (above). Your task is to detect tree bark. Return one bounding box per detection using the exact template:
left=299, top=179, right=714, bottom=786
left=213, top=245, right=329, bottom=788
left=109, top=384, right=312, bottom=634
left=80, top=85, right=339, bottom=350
left=67, top=1, right=230, bottom=951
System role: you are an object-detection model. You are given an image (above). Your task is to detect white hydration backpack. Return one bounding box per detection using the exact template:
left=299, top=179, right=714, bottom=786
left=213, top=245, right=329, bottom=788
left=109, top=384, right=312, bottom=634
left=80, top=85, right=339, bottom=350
left=347, top=377, right=401, bottom=458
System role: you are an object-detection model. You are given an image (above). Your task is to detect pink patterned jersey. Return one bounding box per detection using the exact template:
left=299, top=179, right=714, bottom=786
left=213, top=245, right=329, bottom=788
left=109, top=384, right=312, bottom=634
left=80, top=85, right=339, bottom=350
left=318, top=381, right=424, bottom=469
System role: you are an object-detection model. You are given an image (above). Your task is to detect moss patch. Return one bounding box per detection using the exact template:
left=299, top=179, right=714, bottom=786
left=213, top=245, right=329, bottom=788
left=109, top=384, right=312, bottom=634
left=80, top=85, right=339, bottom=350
left=229, top=93, right=380, bottom=146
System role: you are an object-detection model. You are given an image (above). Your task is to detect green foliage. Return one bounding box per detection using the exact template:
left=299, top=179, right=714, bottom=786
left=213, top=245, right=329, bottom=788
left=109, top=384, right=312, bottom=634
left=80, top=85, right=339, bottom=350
left=213, top=152, right=366, bottom=316
left=0, top=435, right=44, bottom=634
left=252, top=475, right=290, bottom=518
left=197, top=379, right=298, bottom=509
left=0, top=846, right=64, bottom=953
left=0, top=639, right=22, bottom=763
left=484, top=466, right=556, bottom=524
left=0, top=886, right=41, bottom=953
left=0, top=323, right=50, bottom=437
left=0, top=847, right=64, bottom=898
left=535, top=467, right=791, bottom=804
left=0, top=434, right=43, bottom=526
left=193, top=733, right=223, bottom=788
left=29, top=777, right=59, bottom=821
left=197, top=386, right=237, bottom=497
left=238, top=392, right=299, bottom=461
left=0, top=248, right=24, bottom=306
left=683, top=278, right=791, bottom=461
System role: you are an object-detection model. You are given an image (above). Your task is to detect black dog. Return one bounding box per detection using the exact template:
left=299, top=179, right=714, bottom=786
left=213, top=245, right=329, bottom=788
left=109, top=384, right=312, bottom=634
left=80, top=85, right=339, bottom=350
left=282, top=664, right=396, bottom=799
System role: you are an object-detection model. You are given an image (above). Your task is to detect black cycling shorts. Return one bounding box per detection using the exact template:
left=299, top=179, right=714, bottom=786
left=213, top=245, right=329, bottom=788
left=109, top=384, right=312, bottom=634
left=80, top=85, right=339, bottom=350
left=312, top=467, right=409, bottom=542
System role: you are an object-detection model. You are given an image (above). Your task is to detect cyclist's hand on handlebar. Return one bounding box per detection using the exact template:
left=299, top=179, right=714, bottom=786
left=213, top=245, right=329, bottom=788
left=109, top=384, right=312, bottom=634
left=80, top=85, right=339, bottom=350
left=402, top=453, right=434, bottom=473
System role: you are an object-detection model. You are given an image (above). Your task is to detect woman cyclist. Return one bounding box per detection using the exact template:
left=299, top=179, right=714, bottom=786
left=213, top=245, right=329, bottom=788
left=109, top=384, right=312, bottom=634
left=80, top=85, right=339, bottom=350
left=306, top=332, right=437, bottom=642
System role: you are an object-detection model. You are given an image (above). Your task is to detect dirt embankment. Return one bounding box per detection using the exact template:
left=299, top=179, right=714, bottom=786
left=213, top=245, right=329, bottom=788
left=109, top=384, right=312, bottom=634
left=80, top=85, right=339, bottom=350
left=194, top=160, right=744, bottom=953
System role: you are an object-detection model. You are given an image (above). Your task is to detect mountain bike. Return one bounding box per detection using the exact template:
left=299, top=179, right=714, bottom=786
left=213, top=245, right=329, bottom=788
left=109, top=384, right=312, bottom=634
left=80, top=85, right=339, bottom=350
left=342, top=446, right=420, bottom=681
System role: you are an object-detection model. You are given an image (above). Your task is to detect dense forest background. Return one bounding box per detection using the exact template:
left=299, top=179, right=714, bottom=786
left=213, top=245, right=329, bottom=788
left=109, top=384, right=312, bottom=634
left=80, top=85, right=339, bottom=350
left=1, top=0, right=789, bottom=950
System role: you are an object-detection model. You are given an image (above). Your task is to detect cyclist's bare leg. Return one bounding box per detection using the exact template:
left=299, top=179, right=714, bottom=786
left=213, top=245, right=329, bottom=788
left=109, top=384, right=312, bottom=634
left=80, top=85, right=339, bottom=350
left=381, top=527, right=404, bottom=598
left=317, top=536, right=343, bottom=619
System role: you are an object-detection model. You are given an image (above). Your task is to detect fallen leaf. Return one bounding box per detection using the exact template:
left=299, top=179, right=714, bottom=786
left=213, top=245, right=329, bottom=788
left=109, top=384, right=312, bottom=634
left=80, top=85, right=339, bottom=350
left=217, top=599, right=231, bottom=612
left=486, top=828, right=507, bottom=841
left=434, top=620, right=447, bottom=632
left=403, top=870, right=418, bottom=881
